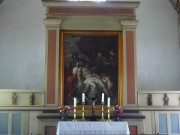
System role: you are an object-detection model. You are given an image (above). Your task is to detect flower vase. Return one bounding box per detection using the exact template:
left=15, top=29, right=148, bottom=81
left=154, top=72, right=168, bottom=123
left=61, top=116, right=67, bottom=121
left=114, top=115, right=120, bottom=121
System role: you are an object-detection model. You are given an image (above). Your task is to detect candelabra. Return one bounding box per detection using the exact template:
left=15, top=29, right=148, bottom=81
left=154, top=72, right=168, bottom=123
left=101, top=102, right=105, bottom=121
left=107, top=106, right=111, bottom=121
left=73, top=107, right=77, bottom=121
left=82, top=102, right=85, bottom=121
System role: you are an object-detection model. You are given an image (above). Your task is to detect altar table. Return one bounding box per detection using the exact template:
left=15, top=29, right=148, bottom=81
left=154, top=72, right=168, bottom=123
left=56, top=121, right=130, bottom=135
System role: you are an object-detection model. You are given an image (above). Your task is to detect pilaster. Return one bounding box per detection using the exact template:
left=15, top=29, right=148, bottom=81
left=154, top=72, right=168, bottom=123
left=44, top=19, right=62, bottom=106
left=121, top=20, right=138, bottom=106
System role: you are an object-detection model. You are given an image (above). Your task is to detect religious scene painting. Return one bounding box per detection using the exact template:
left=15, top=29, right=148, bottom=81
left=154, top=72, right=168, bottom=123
left=60, top=31, right=122, bottom=106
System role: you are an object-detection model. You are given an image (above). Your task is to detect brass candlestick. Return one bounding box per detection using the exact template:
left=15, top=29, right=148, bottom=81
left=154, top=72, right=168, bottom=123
left=73, top=107, right=77, bottom=121
left=107, top=106, right=111, bottom=121
left=82, top=102, right=85, bottom=121
left=101, top=102, right=105, bottom=121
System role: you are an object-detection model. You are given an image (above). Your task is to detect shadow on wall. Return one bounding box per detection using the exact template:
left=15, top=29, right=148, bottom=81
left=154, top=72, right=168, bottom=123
left=0, top=0, right=3, bottom=4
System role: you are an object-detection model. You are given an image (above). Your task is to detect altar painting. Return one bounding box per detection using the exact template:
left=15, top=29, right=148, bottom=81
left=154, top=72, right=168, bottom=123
left=60, top=31, right=123, bottom=106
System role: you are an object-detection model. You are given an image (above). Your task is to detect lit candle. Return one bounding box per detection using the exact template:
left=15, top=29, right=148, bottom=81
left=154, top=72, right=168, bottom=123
left=102, top=93, right=104, bottom=103
left=74, top=97, right=77, bottom=107
left=107, top=97, right=110, bottom=107
left=82, top=93, right=85, bottom=103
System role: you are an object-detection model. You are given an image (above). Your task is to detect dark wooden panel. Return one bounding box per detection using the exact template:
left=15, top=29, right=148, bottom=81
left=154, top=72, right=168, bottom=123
left=45, top=126, right=56, bottom=135
left=37, top=115, right=145, bottom=120
left=129, top=125, right=137, bottom=135
left=43, top=109, right=140, bottom=113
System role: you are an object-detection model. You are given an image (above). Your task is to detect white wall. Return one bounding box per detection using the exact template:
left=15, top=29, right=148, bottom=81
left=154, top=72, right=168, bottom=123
left=0, top=0, right=180, bottom=90
left=136, top=0, right=180, bottom=90
left=0, top=0, right=45, bottom=89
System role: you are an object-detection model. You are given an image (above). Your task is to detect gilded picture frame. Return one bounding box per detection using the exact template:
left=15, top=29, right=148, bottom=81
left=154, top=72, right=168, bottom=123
left=59, top=30, right=123, bottom=108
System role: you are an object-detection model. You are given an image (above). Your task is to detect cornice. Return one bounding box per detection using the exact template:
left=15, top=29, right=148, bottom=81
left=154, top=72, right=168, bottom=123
left=44, top=19, right=62, bottom=28
left=42, top=1, right=140, bottom=9
left=120, top=20, right=139, bottom=29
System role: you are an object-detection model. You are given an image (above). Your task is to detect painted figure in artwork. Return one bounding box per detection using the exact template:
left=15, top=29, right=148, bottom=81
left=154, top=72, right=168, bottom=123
left=105, top=49, right=117, bottom=68
left=75, top=61, right=109, bottom=104
left=64, top=53, right=79, bottom=97
left=100, top=73, right=113, bottom=96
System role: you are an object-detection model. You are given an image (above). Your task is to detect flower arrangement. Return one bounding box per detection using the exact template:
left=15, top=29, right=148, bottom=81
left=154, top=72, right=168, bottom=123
left=57, top=106, right=71, bottom=117
left=111, top=105, right=123, bottom=116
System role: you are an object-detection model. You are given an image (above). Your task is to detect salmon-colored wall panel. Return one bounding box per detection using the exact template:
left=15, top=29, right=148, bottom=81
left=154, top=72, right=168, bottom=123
left=49, top=7, right=133, bottom=15
left=45, top=126, right=56, bottom=135
left=47, top=30, right=56, bottom=104
left=129, top=126, right=137, bottom=135
left=126, top=31, right=135, bottom=104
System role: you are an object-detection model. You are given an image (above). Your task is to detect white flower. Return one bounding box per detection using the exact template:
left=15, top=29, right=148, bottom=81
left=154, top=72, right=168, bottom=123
left=111, top=107, right=115, bottom=111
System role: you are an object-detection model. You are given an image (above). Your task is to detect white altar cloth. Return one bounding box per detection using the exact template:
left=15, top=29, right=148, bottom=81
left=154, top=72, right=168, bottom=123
left=56, top=121, right=130, bottom=135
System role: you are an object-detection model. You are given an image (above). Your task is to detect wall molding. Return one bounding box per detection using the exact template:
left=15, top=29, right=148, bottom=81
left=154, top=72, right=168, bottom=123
left=42, top=1, right=140, bottom=9
left=0, top=89, right=43, bottom=93
left=138, top=90, right=180, bottom=94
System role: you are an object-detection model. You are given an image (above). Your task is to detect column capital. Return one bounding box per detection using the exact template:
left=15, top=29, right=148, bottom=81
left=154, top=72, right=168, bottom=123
left=120, top=20, right=138, bottom=29
left=44, top=19, right=62, bottom=28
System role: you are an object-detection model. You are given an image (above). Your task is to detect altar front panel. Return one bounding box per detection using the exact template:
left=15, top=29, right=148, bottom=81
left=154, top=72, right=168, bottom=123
left=56, top=121, right=130, bottom=135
